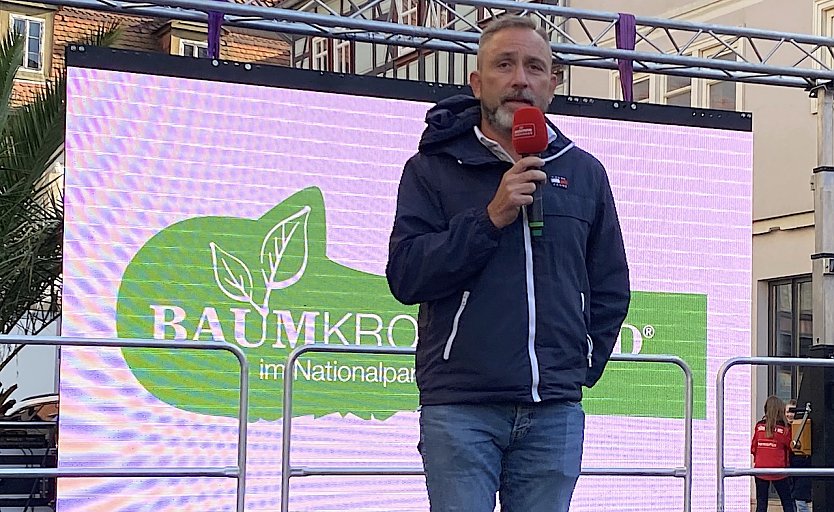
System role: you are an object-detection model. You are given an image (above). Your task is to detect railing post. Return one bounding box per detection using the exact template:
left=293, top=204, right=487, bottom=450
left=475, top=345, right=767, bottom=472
left=0, top=335, right=249, bottom=512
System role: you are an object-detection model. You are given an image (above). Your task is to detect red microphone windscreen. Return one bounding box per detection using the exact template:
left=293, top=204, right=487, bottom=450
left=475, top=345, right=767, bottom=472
left=511, top=107, right=549, bottom=155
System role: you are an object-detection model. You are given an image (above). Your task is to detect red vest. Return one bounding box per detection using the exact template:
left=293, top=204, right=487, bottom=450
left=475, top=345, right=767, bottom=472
left=750, top=420, right=792, bottom=480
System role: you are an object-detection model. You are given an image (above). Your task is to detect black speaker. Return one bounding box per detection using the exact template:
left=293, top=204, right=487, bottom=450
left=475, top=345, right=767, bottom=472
left=798, top=345, right=834, bottom=509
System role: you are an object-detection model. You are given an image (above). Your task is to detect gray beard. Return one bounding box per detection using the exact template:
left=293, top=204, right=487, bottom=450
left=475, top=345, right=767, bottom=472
left=483, top=103, right=514, bottom=135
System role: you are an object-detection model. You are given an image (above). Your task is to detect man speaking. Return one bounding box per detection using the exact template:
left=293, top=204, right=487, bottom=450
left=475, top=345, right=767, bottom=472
left=386, top=15, right=630, bottom=512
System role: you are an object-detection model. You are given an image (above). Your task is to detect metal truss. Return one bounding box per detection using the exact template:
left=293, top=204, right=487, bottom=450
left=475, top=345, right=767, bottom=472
left=34, top=0, right=834, bottom=88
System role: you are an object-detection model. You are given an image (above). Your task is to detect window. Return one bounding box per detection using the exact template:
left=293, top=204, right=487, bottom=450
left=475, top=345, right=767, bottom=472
left=703, top=50, right=737, bottom=110
left=311, top=37, right=328, bottom=70
left=425, top=1, right=450, bottom=29
left=632, top=76, right=650, bottom=103
left=394, top=0, right=420, bottom=57
left=769, top=277, right=813, bottom=402
left=11, top=16, right=44, bottom=72
left=665, top=75, right=692, bottom=107
left=308, top=38, right=350, bottom=73
left=334, top=39, right=350, bottom=73
left=613, top=73, right=652, bottom=103
left=815, top=0, right=834, bottom=67
left=180, top=40, right=208, bottom=58
left=610, top=44, right=738, bottom=109
left=400, top=0, right=419, bottom=26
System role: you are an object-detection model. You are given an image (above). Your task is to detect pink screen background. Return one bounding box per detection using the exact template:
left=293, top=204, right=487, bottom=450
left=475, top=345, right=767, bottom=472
left=61, top=67, right=753, bottom=511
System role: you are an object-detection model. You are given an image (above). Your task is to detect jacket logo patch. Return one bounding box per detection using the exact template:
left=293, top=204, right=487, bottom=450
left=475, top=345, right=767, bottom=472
left=550, top=175, right=569, bottom=189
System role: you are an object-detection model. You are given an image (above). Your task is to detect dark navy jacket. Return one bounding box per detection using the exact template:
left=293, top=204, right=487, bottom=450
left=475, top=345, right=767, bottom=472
left=386, top=95, right=630, bottom=405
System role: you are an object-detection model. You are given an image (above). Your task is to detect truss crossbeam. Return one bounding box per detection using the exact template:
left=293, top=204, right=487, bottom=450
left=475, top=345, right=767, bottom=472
left=42, top=0, right=834, bottom=88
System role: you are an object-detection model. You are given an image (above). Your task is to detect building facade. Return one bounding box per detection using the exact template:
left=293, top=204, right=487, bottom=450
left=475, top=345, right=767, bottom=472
left=566, top=0, right=819, bottom=421
left=287, top=0, right=570, bottom=92
left=3, top=1, right=292, bottom=103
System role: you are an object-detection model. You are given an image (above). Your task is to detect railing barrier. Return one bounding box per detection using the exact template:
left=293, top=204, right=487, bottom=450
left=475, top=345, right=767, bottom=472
left=280, top=344, right=694, bottom=512
left=0, top=334, right=249, bottom=512
left=716, top=356, right=834, bottom=512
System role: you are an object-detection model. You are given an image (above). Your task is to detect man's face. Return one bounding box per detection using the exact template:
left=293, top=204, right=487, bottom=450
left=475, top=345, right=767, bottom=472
left=470, top=27, right=558, bottom=135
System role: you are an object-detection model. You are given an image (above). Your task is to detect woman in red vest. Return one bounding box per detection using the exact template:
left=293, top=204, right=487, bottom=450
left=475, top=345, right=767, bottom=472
left=751, top=395, right=795, bottom=512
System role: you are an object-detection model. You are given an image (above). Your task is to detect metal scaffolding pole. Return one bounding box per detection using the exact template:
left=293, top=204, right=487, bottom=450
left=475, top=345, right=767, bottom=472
left=814, top=90, right=834, bottom=349
left=32, top=0, right=834, bottom=88
left=801, top=132, right=834, bottom=505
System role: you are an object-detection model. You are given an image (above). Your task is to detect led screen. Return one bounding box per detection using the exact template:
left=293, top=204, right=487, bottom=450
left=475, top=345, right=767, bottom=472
left=61, top=55, right=753, bottom=511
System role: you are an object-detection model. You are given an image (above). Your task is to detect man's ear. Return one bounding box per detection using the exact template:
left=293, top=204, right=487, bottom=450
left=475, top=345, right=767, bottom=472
left=549, top=71, right=559, bottom=96
left=470, top=70, right=482, bottom=99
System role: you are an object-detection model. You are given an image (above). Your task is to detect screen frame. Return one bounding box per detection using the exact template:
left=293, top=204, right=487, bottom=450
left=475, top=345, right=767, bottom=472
left=65, top=46, right=752, bottom=132
left=58, top=47, right=755, bottom=511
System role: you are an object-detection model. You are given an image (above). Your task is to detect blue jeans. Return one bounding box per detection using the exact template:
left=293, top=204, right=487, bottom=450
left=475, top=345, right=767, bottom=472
left=795, top=500, right=810, bottom=512
left=418, top=401, right=585, bottom=512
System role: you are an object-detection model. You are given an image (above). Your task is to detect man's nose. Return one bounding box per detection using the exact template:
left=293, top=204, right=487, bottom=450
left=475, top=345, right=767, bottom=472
left=510, top=64, right=529, bottom=88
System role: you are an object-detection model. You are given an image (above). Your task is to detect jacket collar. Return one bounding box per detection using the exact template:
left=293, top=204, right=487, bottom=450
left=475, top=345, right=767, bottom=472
left=418, top=94, right=574, bottom=166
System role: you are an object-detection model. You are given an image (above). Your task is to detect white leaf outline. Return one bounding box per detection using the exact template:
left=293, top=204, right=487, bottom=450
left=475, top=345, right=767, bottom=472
left=259, top=205, right=311, bottom=292
left=210, top=242, right=255, bottom=304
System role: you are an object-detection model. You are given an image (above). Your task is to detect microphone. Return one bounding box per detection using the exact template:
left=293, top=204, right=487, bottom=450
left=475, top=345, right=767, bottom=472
left=512, top=107, right=549, bottom=237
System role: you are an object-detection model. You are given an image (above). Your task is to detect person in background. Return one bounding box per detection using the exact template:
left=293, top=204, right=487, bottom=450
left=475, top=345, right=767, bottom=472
left=786, top=399, right=812, bottom=512
left=751, top=395, right=795, bottom=512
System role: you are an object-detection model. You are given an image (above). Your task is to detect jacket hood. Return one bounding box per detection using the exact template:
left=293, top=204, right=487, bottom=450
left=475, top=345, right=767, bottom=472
left=419, top=94, right=482, bottom=152
left=418, top=94, right=574, bottom=163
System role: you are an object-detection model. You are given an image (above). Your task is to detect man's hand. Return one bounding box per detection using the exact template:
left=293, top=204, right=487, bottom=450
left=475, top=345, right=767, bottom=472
left=487, top=156, right=546, bottom=229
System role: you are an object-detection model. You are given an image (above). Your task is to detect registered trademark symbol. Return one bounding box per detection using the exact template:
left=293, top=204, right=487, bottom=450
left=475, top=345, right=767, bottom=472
left=643, top=325, right=655, bottom=338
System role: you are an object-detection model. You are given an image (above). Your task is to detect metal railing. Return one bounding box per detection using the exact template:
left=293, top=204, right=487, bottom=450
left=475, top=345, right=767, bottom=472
left=0, top=334, right=249, bottom=512
left=0, top=421, right=56, bottom=429
left=280, top=344, right=694, bottom=512
left=716, top=356, right=834, bottom=512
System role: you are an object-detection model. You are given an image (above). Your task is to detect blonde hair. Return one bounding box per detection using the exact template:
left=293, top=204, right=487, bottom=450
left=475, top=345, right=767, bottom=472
left=764, top=395, right=788, bottom=437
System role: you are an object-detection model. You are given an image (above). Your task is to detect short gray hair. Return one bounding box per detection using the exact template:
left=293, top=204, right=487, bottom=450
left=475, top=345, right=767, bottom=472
left=479, top=15, right=550, bottom=51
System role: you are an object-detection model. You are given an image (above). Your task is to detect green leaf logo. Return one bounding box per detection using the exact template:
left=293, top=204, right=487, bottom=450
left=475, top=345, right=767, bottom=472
left=117, top=188, right=420, bottom=421
left=116, top=187, right=707, bottom=421
left=210, top=242, right=255, bottom=303
left=258, top=205, right=309, bottom=291
left=206, top=205, right=312, bottom=348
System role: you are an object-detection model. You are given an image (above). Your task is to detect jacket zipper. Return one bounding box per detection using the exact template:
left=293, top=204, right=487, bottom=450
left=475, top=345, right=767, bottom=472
left=513, top=141, right=575, bottom=402
left=521, top=208, right=542, bottom=402
left=586, top=335, right=594, bottom=368
left=581, top=292, right=593, bottom=368
left=443, top=291, right=470, bottom=360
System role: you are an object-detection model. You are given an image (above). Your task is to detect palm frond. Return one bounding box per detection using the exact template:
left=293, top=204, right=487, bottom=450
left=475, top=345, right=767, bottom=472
left=83, top=21, right=123, bottom=48
left=0, top=77, right=65, bottom=192
left=0, top=213, right=63, bottom=334
left=0, top=382, right=18, bottom=416
left=0, top=22, right=121, bottom=338
left=0, top=31, right=24, bottom=134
